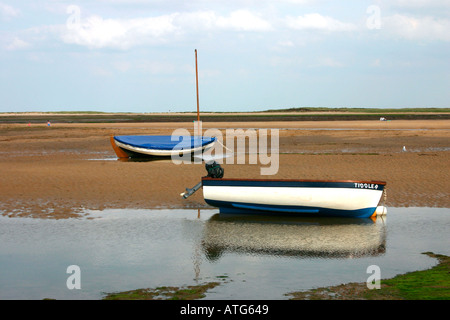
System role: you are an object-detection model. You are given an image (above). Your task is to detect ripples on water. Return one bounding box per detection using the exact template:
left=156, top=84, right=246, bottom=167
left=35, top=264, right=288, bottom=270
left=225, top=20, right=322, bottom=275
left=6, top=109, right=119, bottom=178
left=0, top=207, right=448, bottom=300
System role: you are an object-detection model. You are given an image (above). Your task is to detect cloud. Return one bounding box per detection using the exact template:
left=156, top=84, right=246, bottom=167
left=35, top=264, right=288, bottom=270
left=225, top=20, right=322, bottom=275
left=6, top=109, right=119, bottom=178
left=173, top=9, right=272, bottom=32
left=389, top=0, right=450, bottom=8
left=271, top=0, right=318, bottom=4
left=0, top=2, right=20, bottom=20
left=315, top=57, right=344, bottom=68
left=62, top=14, right=180, bottom=49
left=5, top=37, right=30, bottom=50
left=370, top=58, right=381, bottom=67
left=286, top=13, right=356, bottom=32
left=60, top=9, right=272, bottom=49
left=215, top=10, right=272, bottom=31
left=383, top=14, right=450, bottom=41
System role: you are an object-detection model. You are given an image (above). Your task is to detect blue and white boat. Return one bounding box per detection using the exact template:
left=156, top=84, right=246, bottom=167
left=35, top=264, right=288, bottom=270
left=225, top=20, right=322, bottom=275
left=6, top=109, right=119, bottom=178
left=201, top=178, right=387, bottom=218
left=111, top=135, right=216, bottom=158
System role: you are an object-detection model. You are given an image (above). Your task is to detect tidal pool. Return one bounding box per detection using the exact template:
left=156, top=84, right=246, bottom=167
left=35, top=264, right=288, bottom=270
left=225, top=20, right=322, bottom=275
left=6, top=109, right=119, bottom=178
left=0, top=207, right=448, bottom=300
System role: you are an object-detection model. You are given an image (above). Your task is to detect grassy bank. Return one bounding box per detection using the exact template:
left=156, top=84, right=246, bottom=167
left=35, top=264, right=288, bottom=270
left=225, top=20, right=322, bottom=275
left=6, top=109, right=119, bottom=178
left=264, top=107, right=450, bottom=113
left=287, top=252, right=450, bottom=300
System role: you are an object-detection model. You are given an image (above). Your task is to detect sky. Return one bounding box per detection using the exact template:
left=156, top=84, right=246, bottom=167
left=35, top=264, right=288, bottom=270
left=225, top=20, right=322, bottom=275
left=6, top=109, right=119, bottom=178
left=0, top=0, right=449, bottom=113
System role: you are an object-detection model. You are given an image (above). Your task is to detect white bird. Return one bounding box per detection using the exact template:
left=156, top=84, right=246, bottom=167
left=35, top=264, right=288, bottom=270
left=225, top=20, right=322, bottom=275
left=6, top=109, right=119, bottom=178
left=403, top=146, right=406, bottom=151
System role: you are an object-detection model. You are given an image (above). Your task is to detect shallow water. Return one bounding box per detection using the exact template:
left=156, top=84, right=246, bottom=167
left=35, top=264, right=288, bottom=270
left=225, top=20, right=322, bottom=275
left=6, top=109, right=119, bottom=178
left=0, top=207, right=448, bottom=300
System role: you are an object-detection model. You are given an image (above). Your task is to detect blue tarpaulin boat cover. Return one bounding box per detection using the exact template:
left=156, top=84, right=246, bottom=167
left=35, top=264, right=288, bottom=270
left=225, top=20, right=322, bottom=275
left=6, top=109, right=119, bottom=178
left=114, top=135, right=216, bottom=151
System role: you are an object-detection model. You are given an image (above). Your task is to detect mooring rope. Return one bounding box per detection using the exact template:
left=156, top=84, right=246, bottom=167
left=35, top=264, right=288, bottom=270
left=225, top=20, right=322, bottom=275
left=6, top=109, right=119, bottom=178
left=216, top=138, right=234, bottom=154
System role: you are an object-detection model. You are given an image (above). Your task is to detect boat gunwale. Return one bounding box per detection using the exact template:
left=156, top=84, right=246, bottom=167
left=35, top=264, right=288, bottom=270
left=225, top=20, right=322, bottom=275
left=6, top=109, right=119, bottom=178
left=202, top=177, right=387, bottom=186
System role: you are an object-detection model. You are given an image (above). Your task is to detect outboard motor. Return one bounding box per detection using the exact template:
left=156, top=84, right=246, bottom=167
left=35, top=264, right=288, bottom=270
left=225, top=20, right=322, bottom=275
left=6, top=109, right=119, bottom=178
left=181, top=161, right=224, bottom=199
left=205, top=161, right=224, bottom=179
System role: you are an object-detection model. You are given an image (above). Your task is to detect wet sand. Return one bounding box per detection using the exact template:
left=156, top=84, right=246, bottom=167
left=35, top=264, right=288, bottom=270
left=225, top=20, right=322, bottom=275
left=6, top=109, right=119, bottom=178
left=0, top=119, right=449, bottom=218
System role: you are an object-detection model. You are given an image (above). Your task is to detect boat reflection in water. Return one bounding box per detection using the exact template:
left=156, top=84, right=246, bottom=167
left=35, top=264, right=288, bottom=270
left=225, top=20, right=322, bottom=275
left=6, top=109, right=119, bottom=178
left=201, top=214, right=386, bottom=261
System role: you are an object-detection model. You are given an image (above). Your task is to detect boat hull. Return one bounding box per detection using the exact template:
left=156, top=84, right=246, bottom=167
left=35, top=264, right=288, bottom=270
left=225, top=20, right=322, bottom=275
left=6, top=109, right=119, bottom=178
left=202, top=178, right=386, bottom=218
left=112, top=135, right=216, bottom=157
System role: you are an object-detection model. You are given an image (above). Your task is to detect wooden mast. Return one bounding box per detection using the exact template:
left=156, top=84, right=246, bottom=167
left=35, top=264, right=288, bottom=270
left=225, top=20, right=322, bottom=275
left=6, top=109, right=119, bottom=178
left=195, top=49, right=200, bottom=122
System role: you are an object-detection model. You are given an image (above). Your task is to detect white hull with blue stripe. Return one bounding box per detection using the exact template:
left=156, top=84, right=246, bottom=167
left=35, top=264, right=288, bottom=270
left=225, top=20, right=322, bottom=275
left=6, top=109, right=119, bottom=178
left=202, top=178, right=386, bottom=218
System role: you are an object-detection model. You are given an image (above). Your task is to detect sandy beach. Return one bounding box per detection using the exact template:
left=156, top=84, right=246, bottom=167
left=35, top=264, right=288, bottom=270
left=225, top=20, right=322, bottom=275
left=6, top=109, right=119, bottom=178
left=0, top=119, right=449, bottom=219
